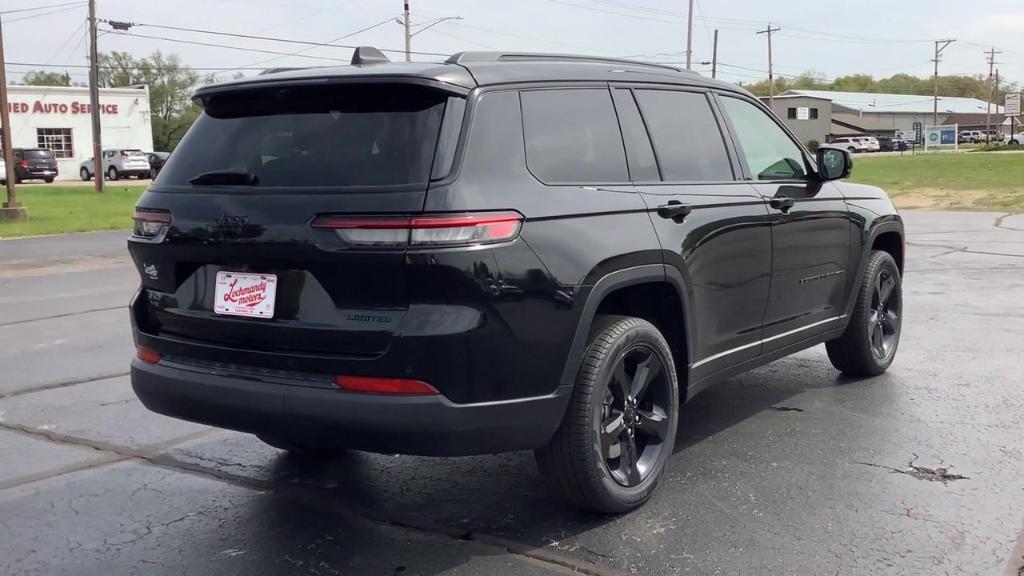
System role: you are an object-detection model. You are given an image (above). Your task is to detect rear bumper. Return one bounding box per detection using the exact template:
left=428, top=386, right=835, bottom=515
left=131, top=358, right=571, bottom=456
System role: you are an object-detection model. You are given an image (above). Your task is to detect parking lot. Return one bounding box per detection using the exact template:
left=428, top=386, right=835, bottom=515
left=1, top=210, right=1023, bottom=576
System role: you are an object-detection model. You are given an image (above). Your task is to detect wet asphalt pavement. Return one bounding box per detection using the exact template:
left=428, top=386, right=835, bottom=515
left=1, top=211, right=1023, bottom=576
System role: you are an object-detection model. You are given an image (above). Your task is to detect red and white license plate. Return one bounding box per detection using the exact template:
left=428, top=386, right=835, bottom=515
left=214, top=271, right=277, bottom=318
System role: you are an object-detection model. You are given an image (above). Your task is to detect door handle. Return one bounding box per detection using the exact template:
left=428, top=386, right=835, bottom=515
left=769, top=197, right=796, bottom=213
left=656, top=201, right=692, bottom=223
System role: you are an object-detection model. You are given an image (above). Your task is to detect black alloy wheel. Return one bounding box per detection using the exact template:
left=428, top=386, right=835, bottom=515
left=826, top=250, right=902, bottom=376
left=869, top=268, right=900, bottom=360
left=600, top=345, right=672, bottom=487
left=536, top=315, right=679, bottom=514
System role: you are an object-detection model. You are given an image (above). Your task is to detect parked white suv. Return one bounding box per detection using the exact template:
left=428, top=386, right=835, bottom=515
left=832, top=137, right=870, bottom=153
left=80, top=149, right=152, bottom=181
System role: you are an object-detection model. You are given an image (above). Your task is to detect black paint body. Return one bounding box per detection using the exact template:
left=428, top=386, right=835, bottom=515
left=129, top=57, right=904, bottom=455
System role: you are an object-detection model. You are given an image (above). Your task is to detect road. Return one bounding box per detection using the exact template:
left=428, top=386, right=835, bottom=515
left=1, top=213, right=1023, bottom=576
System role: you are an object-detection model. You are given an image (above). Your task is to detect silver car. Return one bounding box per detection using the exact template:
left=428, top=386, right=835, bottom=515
left=80, top=149, right=152, bottom=181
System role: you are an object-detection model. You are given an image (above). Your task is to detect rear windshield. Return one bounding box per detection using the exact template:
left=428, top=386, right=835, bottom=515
left=158, top=84, right=450, bottom=189
left=122, top=149, right=146, bottom=157
left=24, top=149, right=54, bottom=159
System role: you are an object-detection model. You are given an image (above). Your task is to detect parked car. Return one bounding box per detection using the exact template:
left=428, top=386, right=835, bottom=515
left=0, top=158, right=5, bottom=185
left=80, top=149, right=152, bottom=181
left=959, top=130, right=987, bottom=144
left=147, top=152, right=170, bottom=179
left=876, top=136, right=896, bottom=152
left=11, top=148, right=58, bottom=183
left=832, top=137, right=870, bottom=153
left=128, top=49, right=905, bottom=514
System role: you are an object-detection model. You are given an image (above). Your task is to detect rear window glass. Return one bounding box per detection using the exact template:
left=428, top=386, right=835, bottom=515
left=520, top=89, right=628, bottom=184
left=23, top=149, right=54, bottom=159
left=158, top=84, right=449, bottom=189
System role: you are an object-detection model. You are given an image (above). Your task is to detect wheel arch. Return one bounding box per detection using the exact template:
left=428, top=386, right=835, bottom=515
left=842, top=217, right=904, bottom=319
left=559, top=265, right=692, bottom=392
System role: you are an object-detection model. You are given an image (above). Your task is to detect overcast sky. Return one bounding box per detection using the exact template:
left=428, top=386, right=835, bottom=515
left=3, top=0, right=1023, bottom=89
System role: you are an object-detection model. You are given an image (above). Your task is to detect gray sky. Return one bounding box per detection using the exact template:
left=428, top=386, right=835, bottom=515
left=4, top=0, right=1023, bottom=89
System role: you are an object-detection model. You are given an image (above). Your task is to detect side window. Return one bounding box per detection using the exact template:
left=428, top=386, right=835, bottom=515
left=520, top=88, right=627, bottom=184
left=633, top=89, right=734, bottom=182
left=610, top=88, right=659, bottom=182
left=720, top=96, right=808, bottom=181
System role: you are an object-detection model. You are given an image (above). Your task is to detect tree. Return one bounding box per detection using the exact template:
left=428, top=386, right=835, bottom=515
left=22, top=70, right=70, bottom=86
left=96, top=50, right=208, bottom=151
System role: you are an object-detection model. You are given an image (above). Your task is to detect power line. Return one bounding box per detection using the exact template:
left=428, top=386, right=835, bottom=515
left=0, top=1, right=86, bottom=15
left=100, top=20, right=449, bottom=57
left=234, top=15, right=400, bottom=71
left=4, top=61, right=307, bottom=71
left=1, top=3, right=85, bottom=23
left=103, top=30, right=352, bottom=62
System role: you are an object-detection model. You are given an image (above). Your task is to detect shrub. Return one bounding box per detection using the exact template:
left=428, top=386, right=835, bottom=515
left=806, top=139, right=820, bottom=152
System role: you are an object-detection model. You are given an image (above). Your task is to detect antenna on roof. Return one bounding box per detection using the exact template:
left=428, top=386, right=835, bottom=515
left=351, top=47, right=390, bottom=66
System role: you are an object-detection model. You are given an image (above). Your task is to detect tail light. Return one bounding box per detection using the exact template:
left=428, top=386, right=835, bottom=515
left=136, top=346, right=161, bottom=364
left=132, top=209, right=171, bottom=239
left=19, top=160, right=28, bottom=169
left=312, top=211, right=523, bottom=248
left=335, top=375, right=438, bottom=395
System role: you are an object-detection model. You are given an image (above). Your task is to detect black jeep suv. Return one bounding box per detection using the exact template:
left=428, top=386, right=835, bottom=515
left=129, top=49, right=904, bottom=513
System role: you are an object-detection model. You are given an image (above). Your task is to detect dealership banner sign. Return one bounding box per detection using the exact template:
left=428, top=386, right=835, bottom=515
left=924, top=124, right=959, bottom=152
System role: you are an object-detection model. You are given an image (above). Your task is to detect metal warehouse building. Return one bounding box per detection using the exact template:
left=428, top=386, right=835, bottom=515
left=768, top=89, right=1005, bottom=143
left=3, top=84, right=153, bottom=180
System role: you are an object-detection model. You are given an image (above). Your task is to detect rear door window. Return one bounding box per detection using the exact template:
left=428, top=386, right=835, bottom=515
left=520, top=88, right=628, bottom=184
left=158, top=84, right=451, bottom=189
left=633, top=89, right=734, bottom=182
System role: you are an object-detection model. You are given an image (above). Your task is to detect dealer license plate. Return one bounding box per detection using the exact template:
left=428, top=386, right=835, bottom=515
left=214, top=271, right=277, bottom=318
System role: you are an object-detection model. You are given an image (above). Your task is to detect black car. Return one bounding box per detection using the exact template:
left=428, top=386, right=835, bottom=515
left=876, top=136, right=895, bottom=151
left=147, top=151, right=170, bottom=179
left=129, top=48, right=905, bottom=513
left=12, top=148, right=58, bottom=183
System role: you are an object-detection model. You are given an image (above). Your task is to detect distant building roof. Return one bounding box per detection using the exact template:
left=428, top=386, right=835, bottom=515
left=779, top=89, right=1001, bottom=115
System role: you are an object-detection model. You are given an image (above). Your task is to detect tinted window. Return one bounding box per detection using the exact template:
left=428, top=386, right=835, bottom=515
left=611, top=89, right=659, bottom=182
left=719, top=96, right=807, bottom=181
left=159, top=84, right=449, bottom=189
left=634, top=90, right=733, bottom=182
left=520, top=89, right=627, bottom=184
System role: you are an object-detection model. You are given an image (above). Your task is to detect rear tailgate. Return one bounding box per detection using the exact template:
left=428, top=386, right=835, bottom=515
left=130, top=82, right=464, bottom=366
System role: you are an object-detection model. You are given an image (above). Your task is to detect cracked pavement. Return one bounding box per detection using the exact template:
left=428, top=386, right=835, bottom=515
left=1, top=213, right=1024, bottom=575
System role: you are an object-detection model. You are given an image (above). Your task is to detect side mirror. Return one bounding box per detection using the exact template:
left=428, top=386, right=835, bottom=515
left=816, top=146, right=852, bottom=181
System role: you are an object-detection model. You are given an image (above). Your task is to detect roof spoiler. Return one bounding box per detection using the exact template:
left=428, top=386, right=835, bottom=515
left=351, top=46, right=390, bottom=66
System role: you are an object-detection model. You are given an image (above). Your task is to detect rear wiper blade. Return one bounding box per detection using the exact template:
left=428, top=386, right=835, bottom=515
left=189, top=170, right=260, bottom=186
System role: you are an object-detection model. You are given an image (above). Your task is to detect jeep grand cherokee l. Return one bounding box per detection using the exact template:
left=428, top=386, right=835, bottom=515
left=129, top=48, right=905, bottom=514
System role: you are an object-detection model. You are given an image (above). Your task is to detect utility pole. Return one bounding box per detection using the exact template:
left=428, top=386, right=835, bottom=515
left=711, top=29, right=718, bottom=79
left=685, top=0, right=694, bottom=70
left=88, top=0, right=104, bottom=193
left=931, top=39, right=955, bottom=127
left=757, top=23, right=781, bottom=109
left=0, top=15, right=27, bottom=221
left=985, top=48, right=1002, bottom=144
left=403, top=1, right=411, bottom=63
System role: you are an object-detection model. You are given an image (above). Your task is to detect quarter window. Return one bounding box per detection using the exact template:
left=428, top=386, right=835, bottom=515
left=520, top=89, right=628, bottom=184
left=633, top=89, right=733, bottom=182
left=719, top=96, right=807, bottom=181
left=37, top=128, right=73, bottom=159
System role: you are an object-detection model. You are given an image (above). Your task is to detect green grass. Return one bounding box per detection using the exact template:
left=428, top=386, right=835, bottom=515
left=850, top=153, right=1024, bottom=211
left=0, top=184, right=146, bottom=238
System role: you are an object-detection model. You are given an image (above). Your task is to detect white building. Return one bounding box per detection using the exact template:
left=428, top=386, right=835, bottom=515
left=4, top=84, right=153, bottom=180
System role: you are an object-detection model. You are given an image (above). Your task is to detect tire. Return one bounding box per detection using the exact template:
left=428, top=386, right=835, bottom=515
left=826, top=250, right=902, bottom=376
left=847, top=146, right=857, bottom=153
left=536, top=315, right=679, bottom=514
left=108, top=166, right=119, bottom=181
left=80, top=168, right=90, bottom=181
left=44, top=177, right=54, bottom=184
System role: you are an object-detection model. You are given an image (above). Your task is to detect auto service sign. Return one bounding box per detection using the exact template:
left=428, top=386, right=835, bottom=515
left=1007, top=93, right=1021, bottom=117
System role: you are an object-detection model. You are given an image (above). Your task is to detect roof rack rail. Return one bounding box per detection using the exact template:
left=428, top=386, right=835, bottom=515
left=445, top=52, right=684, bottom=73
